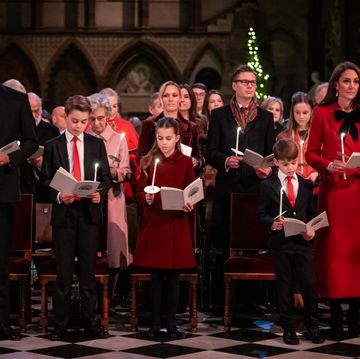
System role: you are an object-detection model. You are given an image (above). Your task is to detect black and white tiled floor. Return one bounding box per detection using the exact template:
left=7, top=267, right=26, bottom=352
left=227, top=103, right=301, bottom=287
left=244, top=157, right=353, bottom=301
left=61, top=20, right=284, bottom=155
left=3, top=296, right=360, bottom=358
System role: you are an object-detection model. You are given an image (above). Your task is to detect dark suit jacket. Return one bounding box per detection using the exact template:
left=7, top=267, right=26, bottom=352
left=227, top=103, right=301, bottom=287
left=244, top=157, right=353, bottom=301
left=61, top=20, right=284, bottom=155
left=258, top=172, right=316, bottom=249
left=40, top=132, right=112, bottom=226
left=0, top=84, right=38, bottom=203
left=20, top=120, right=60, bottom=197
left=207, top=104, right=275, bottom=194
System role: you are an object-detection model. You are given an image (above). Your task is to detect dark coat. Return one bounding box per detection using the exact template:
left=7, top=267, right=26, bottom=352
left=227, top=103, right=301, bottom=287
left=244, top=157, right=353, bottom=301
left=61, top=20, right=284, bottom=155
left=133, top=149, right=196, bottom=269
left=0, top=84, right=38, bottom=203
left=258, top=172, right=316, bottom=249
left=40, top=132, right=112, bottom=226
left=207, top=104, right=275, bottom=194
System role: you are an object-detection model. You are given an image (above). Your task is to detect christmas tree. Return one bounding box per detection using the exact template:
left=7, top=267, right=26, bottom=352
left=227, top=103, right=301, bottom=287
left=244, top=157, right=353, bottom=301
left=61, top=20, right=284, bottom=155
left=247, top=27, right=269, bottom=100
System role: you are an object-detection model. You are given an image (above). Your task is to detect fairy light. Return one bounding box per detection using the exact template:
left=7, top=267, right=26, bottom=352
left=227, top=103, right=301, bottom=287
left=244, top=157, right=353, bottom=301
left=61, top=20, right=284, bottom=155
left=247, top=27, right=269, bottom=100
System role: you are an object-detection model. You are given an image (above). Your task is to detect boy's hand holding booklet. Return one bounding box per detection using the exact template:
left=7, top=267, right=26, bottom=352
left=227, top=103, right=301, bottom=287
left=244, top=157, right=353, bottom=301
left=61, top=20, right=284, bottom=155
left=160, top=177, right=204, bottom=210
left=50, top=167, right=100, bottom=197
left=283, top=211, right=329, bottom=237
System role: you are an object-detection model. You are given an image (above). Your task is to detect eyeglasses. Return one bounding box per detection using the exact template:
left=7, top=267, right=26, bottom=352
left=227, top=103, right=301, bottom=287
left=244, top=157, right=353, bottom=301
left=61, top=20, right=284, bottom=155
left=234, top=80, right=257, bottom=87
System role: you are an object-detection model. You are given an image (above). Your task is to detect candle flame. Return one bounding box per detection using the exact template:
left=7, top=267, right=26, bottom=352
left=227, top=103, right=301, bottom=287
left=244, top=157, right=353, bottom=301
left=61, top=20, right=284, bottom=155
left=341, top=132, right=346, bottom=139
left=300, top=139, right=304, bottom=145
left=120, top=132, right=125, bottom=140
left=155, top=158, right=160, bottom=164
left=94, top=163, right=99, bottom=168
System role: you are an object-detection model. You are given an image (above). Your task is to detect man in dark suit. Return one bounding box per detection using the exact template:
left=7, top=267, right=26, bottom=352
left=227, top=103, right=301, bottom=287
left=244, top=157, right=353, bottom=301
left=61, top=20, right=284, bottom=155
left=258, top=138, right=323, bottom=345
left=41, top=95, right=112, bottom=340
left=20, top=93, right=59, bottom=201
left=0, top=84, right=38, bottom=340
left=206, top=65, right=275, bottom=306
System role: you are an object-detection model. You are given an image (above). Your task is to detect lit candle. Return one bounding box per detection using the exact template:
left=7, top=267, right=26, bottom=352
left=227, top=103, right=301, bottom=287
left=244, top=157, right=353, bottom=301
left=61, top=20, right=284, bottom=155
left=235, top=126, right=241, bottom=156
left=300, top=139, right=304, bottom=173
left=279, top=187, right=284, bottom=218
left=94, top=163, right=99, bottom=182
left=340, top=132, right=347, bottom=179
left=151, top=158, right=160, bottom=188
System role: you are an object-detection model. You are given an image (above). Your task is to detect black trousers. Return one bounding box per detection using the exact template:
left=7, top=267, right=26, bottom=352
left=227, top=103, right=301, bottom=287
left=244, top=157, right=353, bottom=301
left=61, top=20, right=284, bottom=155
left=150, top=270, right=180, bottom=331
left=270, top=245, right=318, bottom=329
left=0, top=203, right=16, bottom=325
left=52, top=201, right=99, bottom=330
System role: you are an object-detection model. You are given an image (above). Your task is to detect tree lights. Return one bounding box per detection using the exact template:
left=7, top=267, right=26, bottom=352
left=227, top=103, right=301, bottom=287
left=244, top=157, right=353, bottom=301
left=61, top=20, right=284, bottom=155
left=247, top=27, right=269, bottom=100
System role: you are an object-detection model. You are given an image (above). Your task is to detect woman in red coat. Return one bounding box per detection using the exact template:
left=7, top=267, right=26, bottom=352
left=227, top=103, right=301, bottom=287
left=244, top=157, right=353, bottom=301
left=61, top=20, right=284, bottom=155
left=306, top=61, right=360, bottom=339
left=133, top=117, right=196, bottom=336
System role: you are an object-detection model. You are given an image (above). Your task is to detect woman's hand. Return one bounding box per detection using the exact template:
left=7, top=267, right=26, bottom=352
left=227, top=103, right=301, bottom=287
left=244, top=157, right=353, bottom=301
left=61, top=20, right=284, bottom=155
left=145, top=193, right=155, bottom=205
left=328, top=159, right=346, bottom=173
left=183, top=202, right=194, bottom=212
left=306, top=172, right=319, bottom=183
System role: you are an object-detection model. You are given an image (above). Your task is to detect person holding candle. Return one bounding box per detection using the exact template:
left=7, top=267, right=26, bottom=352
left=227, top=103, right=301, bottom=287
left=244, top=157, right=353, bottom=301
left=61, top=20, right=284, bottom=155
left=206, top=65, right=275, bottom=294
left=40, top=95, right=112, bottom=340
left=133, top=117, right=196, bottom=337
left=306, top=61, right=360, bottom=340
left=258, top=138, right=324, bottom=345
left=86, top=93, right=132, bottom=304
left=278, top=92, right=318, bottom=183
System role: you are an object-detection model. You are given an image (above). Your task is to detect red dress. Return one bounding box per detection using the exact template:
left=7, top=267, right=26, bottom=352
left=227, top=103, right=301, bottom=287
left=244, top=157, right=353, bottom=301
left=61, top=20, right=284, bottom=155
left=133, top=149, right=196, bottom=269
left=306, top=102, right=360, bottom=298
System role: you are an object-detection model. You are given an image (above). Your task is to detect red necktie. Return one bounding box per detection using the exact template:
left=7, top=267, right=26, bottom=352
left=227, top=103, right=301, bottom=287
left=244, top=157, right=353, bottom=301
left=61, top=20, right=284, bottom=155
left=72, top=136, right=81, bottom=181
left=286, top=176, right=295, bottom=207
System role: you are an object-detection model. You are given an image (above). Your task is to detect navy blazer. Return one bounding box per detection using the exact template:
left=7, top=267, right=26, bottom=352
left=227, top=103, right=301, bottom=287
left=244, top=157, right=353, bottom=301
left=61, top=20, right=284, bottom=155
left=258, top=172, right=316, bottom=249
left=0, top=84, right=39, bottom=203
left=207, top=104, right=275, bottom=194
left=40, top=132, right=112, bottom=226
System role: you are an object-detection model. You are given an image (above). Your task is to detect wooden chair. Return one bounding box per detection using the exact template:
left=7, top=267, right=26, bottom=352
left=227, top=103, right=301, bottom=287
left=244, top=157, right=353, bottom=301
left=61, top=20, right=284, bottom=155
left=130, top=268, right=198, bottom=332
left=223, top=193, right=275, bottom=332
left=37, top=204, right=109, bottom=332
left=9, top=193, right=33, bottom=331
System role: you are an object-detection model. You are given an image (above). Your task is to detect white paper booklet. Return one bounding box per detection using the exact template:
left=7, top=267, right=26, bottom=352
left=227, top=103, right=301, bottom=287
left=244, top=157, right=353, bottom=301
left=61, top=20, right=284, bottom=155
left=29, top=145, right=44, bottom=159
left=0, top=140, right=20, bottom=155
left=180, top=143, right=193, bottom=157
left=242, top=149, right=274, bottom=168
left=283, top=211, right=329, bottom=237
left=50, top=167, right=100, bottom=197
left=160, top=177, right=204, bottom=210
left=345, top=152, right=360, bottom=168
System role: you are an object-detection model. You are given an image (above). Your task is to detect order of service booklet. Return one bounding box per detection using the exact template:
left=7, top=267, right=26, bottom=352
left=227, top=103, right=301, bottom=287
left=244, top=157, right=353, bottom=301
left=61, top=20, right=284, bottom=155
left=160, top=177, right=204, bottom=210
left=50, top=167, right=100, bottom=197
left=242, top=149, right=274, bottom=168
left=0, top=140, right=20, bottom=155
left=283, top=211, right=329, bottom=237
left=345, top=152, right=360, bottom=168
left=29, top=145, right=44, bottom=159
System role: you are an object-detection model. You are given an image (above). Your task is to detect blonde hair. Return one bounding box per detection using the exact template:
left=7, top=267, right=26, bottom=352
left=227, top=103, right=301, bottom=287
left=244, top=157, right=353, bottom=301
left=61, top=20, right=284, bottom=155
left=261, top=96, right=284, bottom=122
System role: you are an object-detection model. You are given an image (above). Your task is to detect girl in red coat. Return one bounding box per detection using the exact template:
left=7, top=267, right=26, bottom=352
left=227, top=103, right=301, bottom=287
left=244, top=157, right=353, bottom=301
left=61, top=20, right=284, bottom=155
left=306, top=61, right=360, bottom=340
left=133, top=117, right=196, bottom=336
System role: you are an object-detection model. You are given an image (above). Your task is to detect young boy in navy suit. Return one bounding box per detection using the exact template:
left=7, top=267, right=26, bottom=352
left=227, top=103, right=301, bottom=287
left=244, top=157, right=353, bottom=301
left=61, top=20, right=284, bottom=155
left=41, top=95, right=111, bottom=340
left=258, top=138, right=324, bottom=345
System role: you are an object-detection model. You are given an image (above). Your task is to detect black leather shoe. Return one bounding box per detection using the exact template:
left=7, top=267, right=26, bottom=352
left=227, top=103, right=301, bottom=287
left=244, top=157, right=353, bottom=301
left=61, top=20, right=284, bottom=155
left=84, top=325, right=109, bottom=339
left=305, top=326, right=325, bottom=344
left=283, top=329, right=299, bottom=345
left=0, top=326, right=21, bottom=341
left=49, top=328, right=66, bottom=341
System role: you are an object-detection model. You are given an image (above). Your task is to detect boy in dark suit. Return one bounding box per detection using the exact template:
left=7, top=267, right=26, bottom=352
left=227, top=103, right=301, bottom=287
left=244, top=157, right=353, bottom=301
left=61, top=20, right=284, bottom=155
left=258, top=138, right=324, bottom=345
left=41, top=95, right=111, bottom=340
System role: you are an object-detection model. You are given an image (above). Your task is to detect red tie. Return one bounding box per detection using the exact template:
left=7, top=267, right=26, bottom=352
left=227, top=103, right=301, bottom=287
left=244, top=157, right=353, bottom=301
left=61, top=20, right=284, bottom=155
left=72, top=136, right=81, bottom=181
left=286, top=176, right=295, bottom=207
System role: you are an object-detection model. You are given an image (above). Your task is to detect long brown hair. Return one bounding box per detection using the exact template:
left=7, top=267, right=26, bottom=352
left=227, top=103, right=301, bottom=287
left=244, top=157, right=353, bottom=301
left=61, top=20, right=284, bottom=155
left=285, top=91, right=313, bottom=137
left=139, top=117, right=181, bottom=179
left=321, top=61, right=360, bottom=107
left=179, top=83, right=198, bottom=122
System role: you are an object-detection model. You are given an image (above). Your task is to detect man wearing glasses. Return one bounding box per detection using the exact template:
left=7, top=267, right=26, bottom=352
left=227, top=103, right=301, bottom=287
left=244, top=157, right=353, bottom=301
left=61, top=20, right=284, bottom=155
left=206, top=65, right=275, bottom=305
